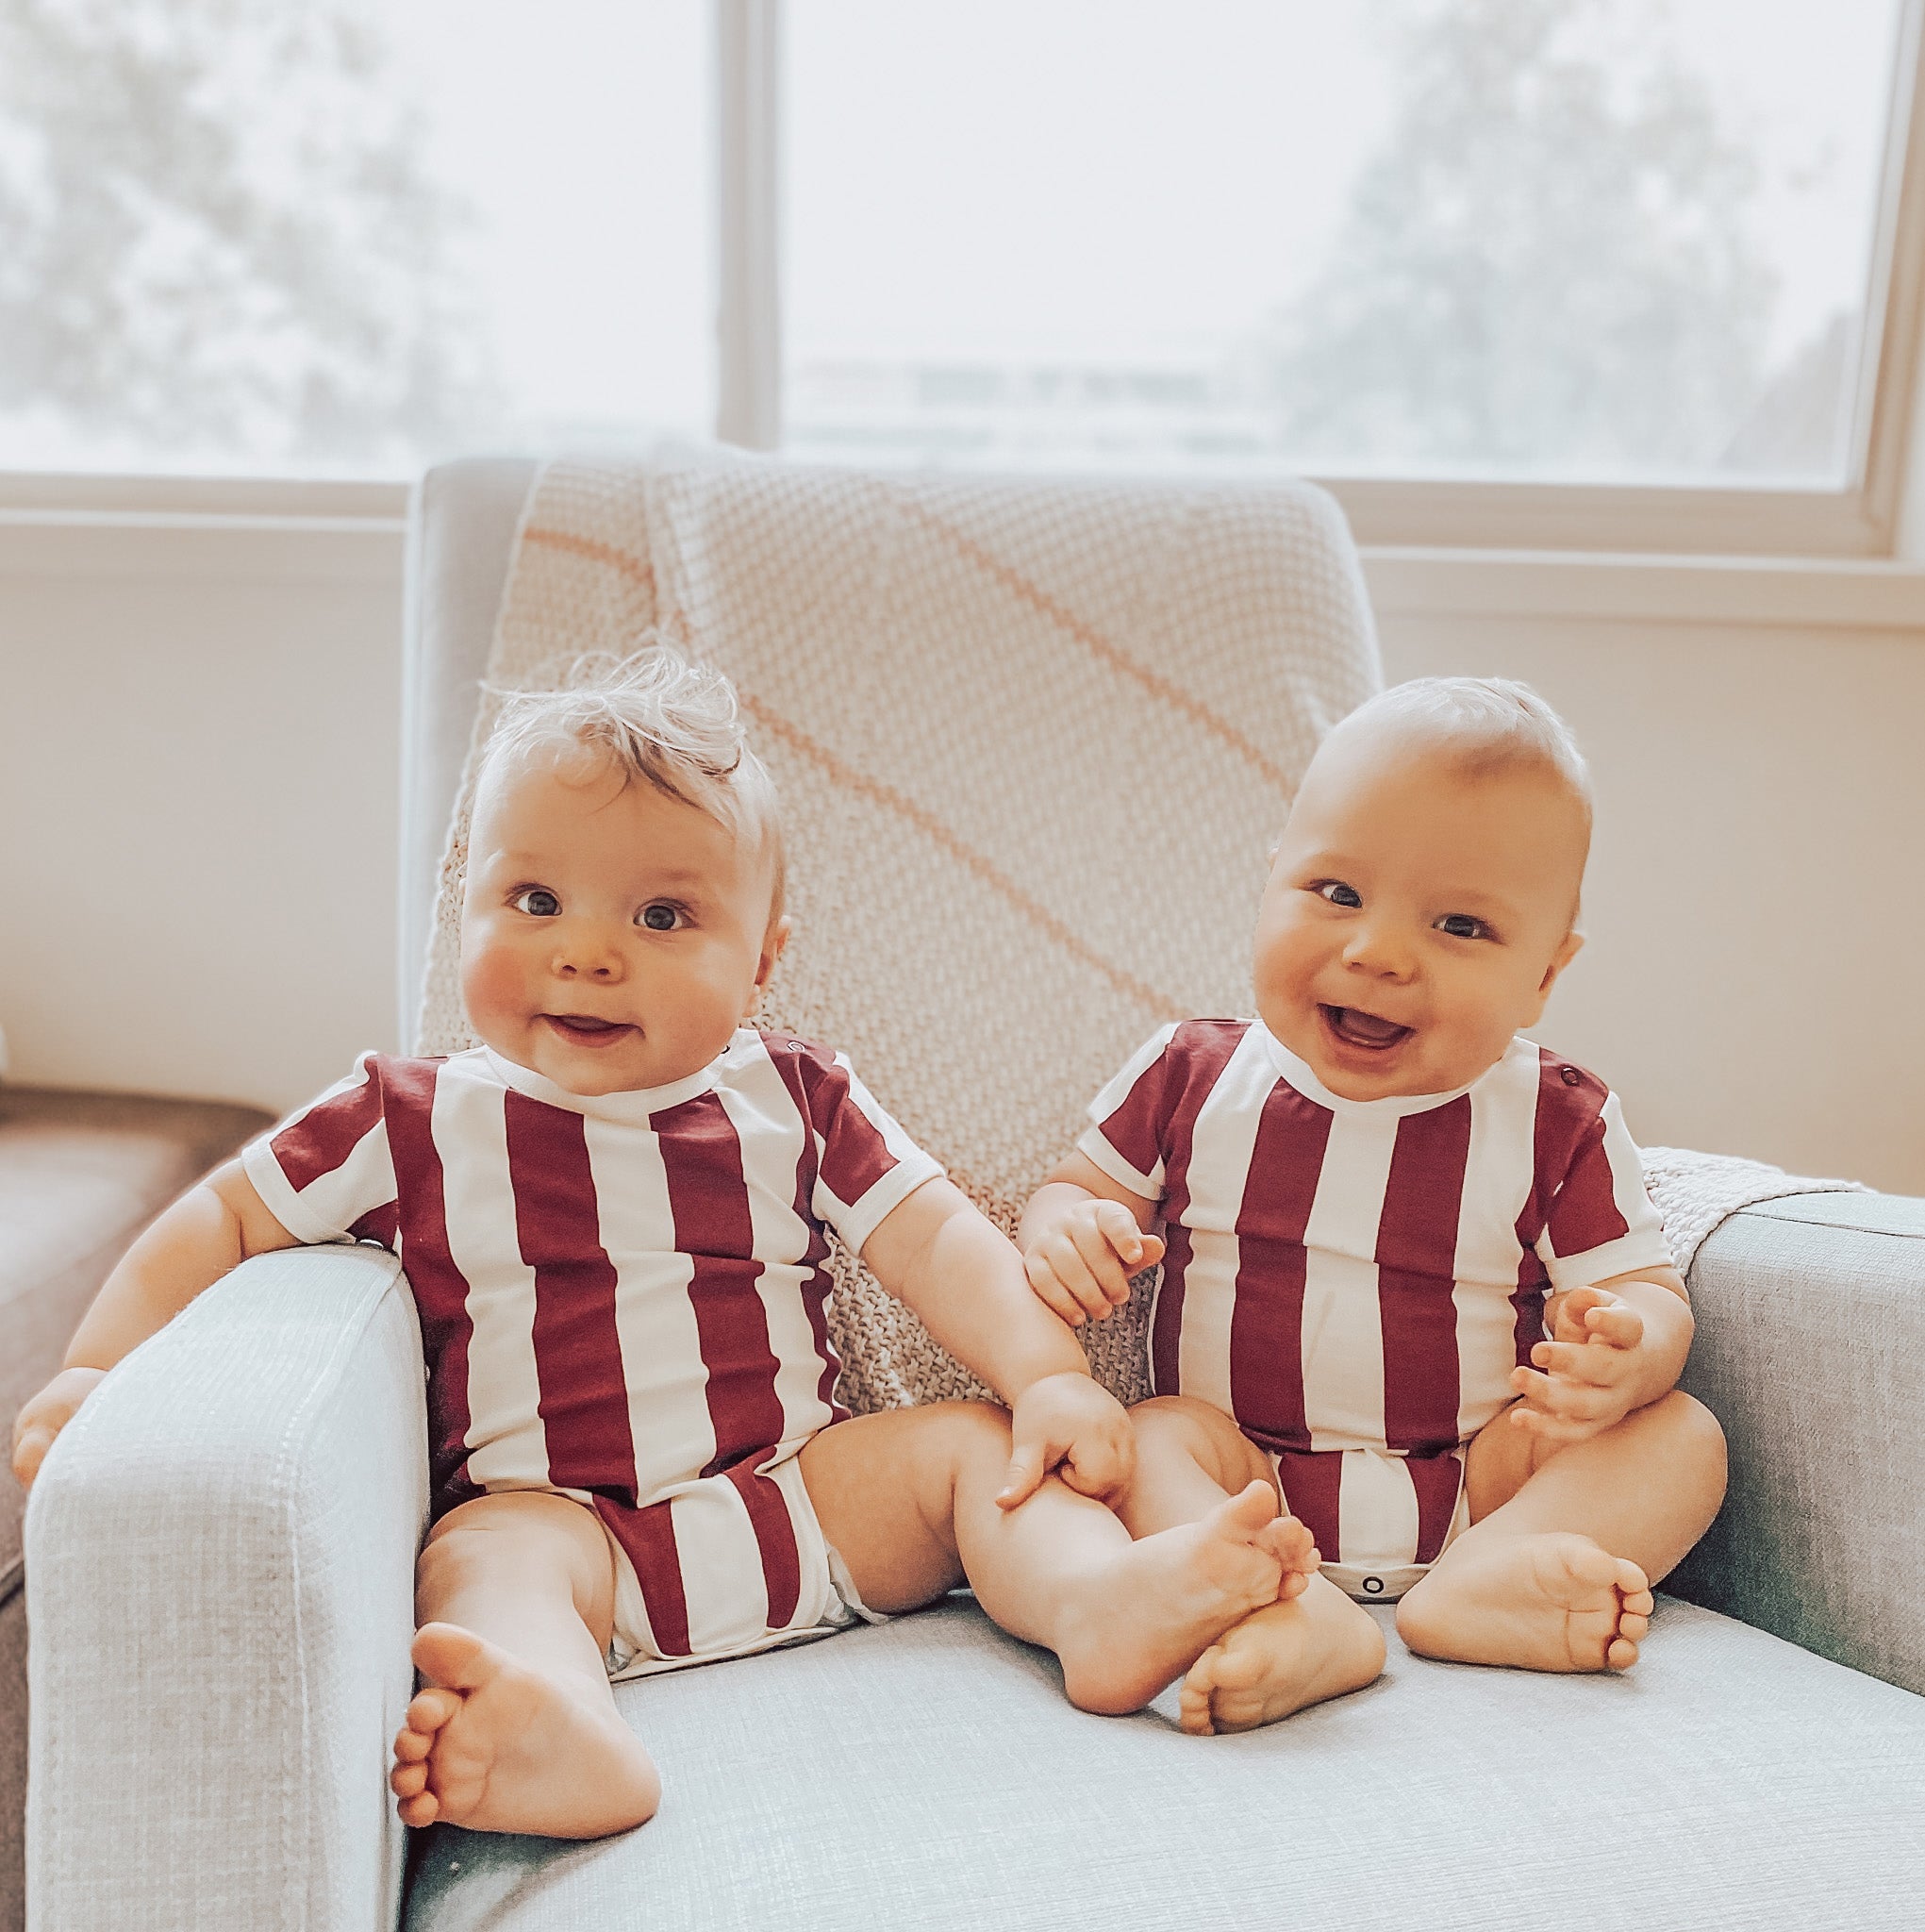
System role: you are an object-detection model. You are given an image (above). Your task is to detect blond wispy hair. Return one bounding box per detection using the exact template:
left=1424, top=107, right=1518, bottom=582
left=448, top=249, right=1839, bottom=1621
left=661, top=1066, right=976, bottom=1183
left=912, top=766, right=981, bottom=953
left=1343, top=675, right=1593, bottom=834
left=478, top=643, right=786, bottom=913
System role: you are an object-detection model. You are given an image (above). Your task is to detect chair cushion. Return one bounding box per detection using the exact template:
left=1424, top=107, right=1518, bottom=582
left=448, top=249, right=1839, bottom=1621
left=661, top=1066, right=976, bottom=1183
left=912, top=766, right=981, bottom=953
left=0, top=1086, right=272, bottom=1593
left=406, top=1593, right=1925, bottom=1932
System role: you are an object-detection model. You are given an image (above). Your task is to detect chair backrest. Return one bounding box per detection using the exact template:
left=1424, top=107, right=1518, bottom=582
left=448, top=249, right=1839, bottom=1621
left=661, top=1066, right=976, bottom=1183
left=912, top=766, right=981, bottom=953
left=400, top=455, right=539, bottom=1039
left=401, top=448, right=1380, bottom=1408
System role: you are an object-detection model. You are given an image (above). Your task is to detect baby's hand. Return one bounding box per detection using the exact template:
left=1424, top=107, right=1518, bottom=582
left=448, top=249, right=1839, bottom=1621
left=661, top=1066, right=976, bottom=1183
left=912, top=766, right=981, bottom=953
left=998, top=1372, right=1136, bottom=1508
left=11, top=1366, right=108, bottom=1491
left=1508, top=1287, right=1649, bottom=1449
left=1022, top=1200, right=1165, bottom=1327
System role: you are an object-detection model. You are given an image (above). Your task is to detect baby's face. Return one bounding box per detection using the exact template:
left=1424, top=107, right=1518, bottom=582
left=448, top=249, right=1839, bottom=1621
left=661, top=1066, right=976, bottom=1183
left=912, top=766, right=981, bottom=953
left=1252, top=725, right=1585, bottom=1102
left=459, top=750, right=786, bottom=1096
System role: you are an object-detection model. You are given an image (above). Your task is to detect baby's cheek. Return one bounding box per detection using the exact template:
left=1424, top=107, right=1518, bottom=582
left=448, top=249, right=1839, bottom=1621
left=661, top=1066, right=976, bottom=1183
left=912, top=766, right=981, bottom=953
left=460, top=936, right=527, bottom=1037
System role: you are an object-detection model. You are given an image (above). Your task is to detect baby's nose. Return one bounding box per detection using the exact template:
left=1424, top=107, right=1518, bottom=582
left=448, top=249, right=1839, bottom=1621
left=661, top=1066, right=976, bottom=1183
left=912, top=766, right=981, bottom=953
left=553, top=929, right=625, bottom=980
left=1344, top=925, right=1416, bottom=978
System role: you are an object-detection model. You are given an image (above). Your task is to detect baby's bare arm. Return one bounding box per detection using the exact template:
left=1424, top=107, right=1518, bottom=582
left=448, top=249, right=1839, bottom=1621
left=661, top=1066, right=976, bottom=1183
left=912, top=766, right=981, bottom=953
left=11, top=1159, right=299, bottom=1488
left=863, top=1176, right=1090, bottom=1400
left=860, top=1176, right=1134, bottom=1504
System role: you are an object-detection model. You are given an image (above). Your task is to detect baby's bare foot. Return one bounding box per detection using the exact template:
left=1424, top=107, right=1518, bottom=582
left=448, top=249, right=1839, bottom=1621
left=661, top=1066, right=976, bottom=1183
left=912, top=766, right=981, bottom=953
left=1395, top=1532, right=1654, bottom=1673
left=390, top=1623, right=660, bottom=1838
left=1053, top=1481, right=1289, bottom=1716
left=1254, top=1510, right=1322, bottom=1603
left=1180, top=1579, right=1386, bottom=1736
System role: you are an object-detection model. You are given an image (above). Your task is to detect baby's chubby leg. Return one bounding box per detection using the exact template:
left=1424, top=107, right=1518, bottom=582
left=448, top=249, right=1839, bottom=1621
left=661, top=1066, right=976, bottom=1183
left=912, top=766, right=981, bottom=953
left=1395, top=1391, right=1727, bottom=1673
left=390, top=1491, right=661, bottom=1839
left=799, top=1401, right=1292, bottom=1716
left=1123, top=1397, right=1386, bottom=1735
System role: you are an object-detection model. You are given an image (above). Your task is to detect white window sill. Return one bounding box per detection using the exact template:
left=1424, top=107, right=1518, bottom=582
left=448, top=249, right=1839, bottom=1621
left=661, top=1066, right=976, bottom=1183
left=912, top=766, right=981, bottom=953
left=1362, top=547, right=1925, bottom=631
left=5, top=501, right=1925, bottom=631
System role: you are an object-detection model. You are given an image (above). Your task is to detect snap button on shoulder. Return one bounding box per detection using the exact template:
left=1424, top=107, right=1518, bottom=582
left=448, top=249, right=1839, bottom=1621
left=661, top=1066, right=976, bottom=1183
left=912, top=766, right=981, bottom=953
left=1559, top=1064, right=1583, bottom=1086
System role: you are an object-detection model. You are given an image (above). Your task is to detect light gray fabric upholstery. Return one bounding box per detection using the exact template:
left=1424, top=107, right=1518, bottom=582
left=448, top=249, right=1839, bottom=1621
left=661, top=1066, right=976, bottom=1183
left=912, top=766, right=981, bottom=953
left=1670, top=1188, right=1925, bottom=1694
left=0, top=1087, right=271, bottom=1932
left=24, top=1196, right=1925, bottom=1932
left=407, top=1595, right=1925, bottom=1932
left=25, top=1246, right=428, bottom=1932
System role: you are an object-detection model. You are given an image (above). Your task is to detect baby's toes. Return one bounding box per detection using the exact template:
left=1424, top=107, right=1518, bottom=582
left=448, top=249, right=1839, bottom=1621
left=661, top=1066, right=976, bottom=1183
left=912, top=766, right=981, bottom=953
left=1178, top=1685, right=1218, bottom=1737
left=1275, top=1515, right=1320, bottom=1568
left=390, top=1757, right=429, bottom=1800
left=405, top=1687, right=461, bottom=1738
left=397, top=1789, right=441, bottom=1828
left=393, top=1723, right=436, bottom=1766
left=1179, top=1647, right=1229, bottom=1736
left=1605, top=1632, right=1640, bottom=1672
left=1611, top=1558, right=1651, bottom=1604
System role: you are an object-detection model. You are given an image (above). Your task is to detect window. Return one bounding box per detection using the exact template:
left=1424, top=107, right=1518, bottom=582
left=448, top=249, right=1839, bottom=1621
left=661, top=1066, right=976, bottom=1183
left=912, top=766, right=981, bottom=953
left=780, top=0, right=1924, bottom=551
left=786, top=0, right=1902, bottom=488
left=4, top=0, right=1923, bottom=556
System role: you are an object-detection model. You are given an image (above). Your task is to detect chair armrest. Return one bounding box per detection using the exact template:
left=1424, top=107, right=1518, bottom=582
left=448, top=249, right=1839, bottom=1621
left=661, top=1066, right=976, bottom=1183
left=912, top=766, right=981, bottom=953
left=25, top=1244, right=427, bottom=1932
left=1668, top=1191, right=1925, bottom=1695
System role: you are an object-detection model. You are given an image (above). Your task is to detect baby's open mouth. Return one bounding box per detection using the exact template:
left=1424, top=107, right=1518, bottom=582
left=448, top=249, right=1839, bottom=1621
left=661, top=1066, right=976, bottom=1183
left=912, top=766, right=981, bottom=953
left=543, top=1014, right=637, bottom=1046
left=1320, top=1005, right=1413, bottom=1051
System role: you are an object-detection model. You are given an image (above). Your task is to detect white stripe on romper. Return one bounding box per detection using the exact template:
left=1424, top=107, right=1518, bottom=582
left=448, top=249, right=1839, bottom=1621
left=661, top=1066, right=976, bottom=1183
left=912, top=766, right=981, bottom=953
left=435, top=1058, right=548, bottom=1491
left=1172, top=1025, right=1277, bottom=1420
left=1299, top=1107, right=1398, bottom=1454
left=719, top=1037, right=838, bottom=1450
left=580, top=1110, right=715, bottom=1499
left=1451, top=1038, right=1543, bottom=1442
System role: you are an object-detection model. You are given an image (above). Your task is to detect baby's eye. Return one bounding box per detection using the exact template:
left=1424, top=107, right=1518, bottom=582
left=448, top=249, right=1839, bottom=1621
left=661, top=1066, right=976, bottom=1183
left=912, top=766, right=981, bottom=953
left=1315, top=881, right=1363, bottom=908
left=511, top=887, right=561, bottom=918
left=1435, top=912, right=1491, bottom=941
left=638, top=903, right=684, bottom=932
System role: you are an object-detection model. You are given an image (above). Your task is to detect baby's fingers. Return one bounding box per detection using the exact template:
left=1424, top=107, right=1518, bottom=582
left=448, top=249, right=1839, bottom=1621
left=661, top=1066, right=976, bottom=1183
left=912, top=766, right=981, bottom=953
left=1510, top=1365, right=1612, bottom=1424
left=8, top=1428, right=45, bottom=1491
left=1091, top=1202, right=1158, bottom=1270
left=1506, top=1403, right=1600, bottom=1449
left=1057, top=1432, right=1133, bottom=1505
left=1584, top=1303, right=1644, bottom=1349
left=1023, top=1251, right=1095, bottom=1328
left=996, top=1438, right=1050, bottom=1510
left=1528, top=1341, right=1625, bottom=1387
left=1066, top=1211, right=1140, bottom=1311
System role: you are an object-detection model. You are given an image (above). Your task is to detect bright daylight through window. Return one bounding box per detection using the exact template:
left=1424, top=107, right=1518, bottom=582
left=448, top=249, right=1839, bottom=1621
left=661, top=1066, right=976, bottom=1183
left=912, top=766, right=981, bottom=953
left=0, top=0, right=714, bottom=478
left=786, top=0, right=1906, bottom=486
left=0, top=0, right=1908, bottom=491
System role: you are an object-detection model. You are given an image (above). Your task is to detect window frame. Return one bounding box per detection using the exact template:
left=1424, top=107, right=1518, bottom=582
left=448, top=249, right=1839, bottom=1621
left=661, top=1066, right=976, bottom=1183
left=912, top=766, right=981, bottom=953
left=4, top=0, right=1923, bottom=558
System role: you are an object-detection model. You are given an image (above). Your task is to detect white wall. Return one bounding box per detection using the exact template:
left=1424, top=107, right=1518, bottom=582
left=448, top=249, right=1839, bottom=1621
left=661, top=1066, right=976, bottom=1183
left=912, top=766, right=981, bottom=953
left=1, top=526, right=1921, bottom=1195
left=0, top=525, right=404, bottom=1117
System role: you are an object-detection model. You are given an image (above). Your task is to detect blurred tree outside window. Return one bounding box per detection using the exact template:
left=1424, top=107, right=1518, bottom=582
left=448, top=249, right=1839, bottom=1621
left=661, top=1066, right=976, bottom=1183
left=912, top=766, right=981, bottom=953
left=0, top=0, right=711, bottom=478
left=785, top=0, right=1903, bottom=486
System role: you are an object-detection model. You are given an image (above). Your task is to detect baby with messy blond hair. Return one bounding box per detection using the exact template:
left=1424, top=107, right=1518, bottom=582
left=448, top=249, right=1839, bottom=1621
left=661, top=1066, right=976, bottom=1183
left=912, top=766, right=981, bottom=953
left=16, top=647, right=1311, bottom=1840
left=1021, top=676, right=1729, bottom=1735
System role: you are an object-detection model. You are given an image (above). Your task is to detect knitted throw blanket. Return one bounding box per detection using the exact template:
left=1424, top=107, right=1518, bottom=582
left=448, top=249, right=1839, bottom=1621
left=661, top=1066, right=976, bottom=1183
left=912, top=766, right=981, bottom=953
left=415, top=447, right=1860, bottom=1413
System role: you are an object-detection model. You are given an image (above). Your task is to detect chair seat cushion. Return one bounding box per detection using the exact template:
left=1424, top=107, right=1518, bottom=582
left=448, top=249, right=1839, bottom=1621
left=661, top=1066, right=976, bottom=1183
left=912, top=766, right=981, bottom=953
left=406, top=1592, right=1925, bottom=1932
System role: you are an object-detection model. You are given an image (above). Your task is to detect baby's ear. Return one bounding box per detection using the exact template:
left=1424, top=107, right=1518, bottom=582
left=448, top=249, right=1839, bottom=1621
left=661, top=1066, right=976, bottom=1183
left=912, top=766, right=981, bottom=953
left=1537, top=927, right=1584, bottom=1000
left=751, top=915, right=793, bottom=1006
